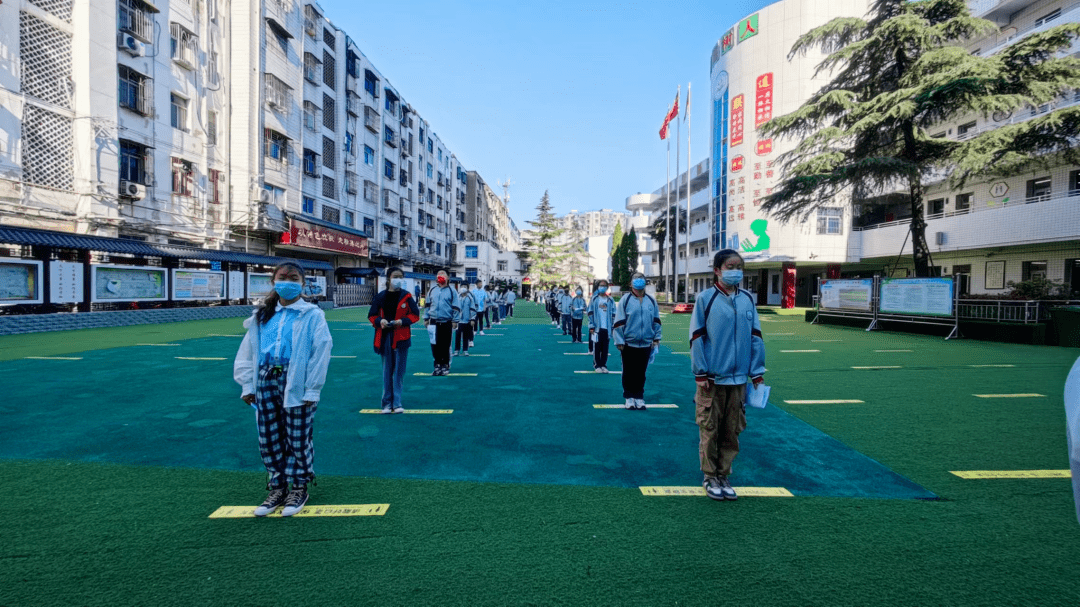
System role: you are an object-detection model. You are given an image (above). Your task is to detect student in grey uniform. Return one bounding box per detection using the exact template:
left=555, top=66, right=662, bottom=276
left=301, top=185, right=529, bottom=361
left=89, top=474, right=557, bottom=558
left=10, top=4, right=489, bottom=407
left=488, top=284, right=501, bottom=325
left=454, top=282, right=477, bottom=356
left=505, top=290, right=516, bottom=317
left=613, top=272, right=662, bottom=410
left=473, top=280, right=489, bottom=335
left=559, top=287, right=573, bottom=335
left=424, top=269, right=460, bottom=376
left=588, top=279, right=615, bottom=373
left=570, top=287, right=587, bottom=343
left=690, top=249, right=766, bottom=501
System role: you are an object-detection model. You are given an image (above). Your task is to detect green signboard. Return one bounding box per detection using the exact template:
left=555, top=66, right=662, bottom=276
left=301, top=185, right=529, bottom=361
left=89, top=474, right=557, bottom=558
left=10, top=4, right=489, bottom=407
left=738, top=14, right=759, bottom=43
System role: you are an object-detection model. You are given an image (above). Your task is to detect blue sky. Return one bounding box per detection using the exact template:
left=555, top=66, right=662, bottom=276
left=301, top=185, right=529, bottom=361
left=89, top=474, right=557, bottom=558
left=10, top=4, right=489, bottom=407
left=323, top=0, right=777, bottom=226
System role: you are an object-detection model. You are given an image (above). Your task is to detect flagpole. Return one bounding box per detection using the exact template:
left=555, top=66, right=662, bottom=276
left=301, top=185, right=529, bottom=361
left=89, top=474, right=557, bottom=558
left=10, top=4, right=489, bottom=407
left=685, top=82, right=691, bottom=304
left=665, top=127, right=671, bottom=298
left=674, top=86, right=680, bottom=303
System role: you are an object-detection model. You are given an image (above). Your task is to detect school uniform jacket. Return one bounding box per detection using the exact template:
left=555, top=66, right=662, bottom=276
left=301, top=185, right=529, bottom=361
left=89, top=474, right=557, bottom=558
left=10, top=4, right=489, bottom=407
left=425, top=285, right=460, bottom=322
left=456, top=291, right=477, bottom=324
left=689, top=285, right=766, bottom=385
left=587, top=295, right=615, bottom=331
left=613, top=292, right=662, bottom=348
left=234, top=300, right=333, bottom=407
left=367, top=290, right=421, bottom=353
left=571, top=296, right=587, bottom=319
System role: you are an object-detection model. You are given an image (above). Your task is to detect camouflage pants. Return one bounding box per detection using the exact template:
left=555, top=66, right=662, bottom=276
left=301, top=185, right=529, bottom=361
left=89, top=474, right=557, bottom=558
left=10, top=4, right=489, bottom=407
left=695, top=383, right=746, bottom=479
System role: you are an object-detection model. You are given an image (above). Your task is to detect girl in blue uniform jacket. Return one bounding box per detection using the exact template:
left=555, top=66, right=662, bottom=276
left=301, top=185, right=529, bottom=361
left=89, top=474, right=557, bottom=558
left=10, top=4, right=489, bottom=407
left=613, top=272, right=662, bottom=409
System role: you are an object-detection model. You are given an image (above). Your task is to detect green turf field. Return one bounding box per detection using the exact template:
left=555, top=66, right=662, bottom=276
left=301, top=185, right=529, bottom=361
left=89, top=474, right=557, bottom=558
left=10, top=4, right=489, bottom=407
left=1, top=301, right=1078, bottom=606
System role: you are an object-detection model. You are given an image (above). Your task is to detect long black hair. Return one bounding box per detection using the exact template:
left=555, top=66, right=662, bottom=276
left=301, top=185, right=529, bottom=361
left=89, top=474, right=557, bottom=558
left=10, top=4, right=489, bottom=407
left=385, top=266, right=403, bottom=291
left=256, top=262, right=306, bottom=325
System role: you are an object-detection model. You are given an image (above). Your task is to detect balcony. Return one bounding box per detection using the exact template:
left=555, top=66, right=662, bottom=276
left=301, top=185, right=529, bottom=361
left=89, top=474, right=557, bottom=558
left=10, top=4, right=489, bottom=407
left=384, top=130, right=399, bottom=148
left=347, top=92, right=361, bottom=117
left=364, top=106, right=379, bottom=133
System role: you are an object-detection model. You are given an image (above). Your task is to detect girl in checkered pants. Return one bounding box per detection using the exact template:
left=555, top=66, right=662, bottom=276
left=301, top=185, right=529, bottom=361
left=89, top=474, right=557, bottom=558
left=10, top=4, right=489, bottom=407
left=234, top=262, right=333, bottom=517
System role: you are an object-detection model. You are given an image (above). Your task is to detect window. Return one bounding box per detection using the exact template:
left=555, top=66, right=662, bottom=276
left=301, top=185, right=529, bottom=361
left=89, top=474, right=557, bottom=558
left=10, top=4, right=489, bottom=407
left=304, top=53, right=321, bottom=83
left=1022, top=261, right=1047, bottom=281
left=118, top=0, right=153, bottom=42
left=207, top=111, right=217, bottom=146
left=170, top=23, right=197, bottom=69
left=322, top=205, right=340, bottom=224
left=322, top=136, right=335, bottom=169
left=344, top=211, right=354, bottom=227
left=955, top=192, right=973, bottom=212
left=170, top=157, right=195, bottom=196
left=816, top=207, right=843, bottom=234
left=119, top=140, right=150, bottom=185
left=322, top=27, right=335, bottom=47
left=263, top=129, right=289, bottom=164
left=345, top=172, right=358, bottom=195
left=303, top=101, right=319, bottom=131
left=384, top=125, right=397, bottom=146
left=1026, top=177, right=1051, bottom=202
left=497, top=260, right=507, bottom=272
left=427, top=138, right=433, bottom=153
left=465, top=268, right=478, bottom=283
left=267, top=20, right=289, bottom=56
left=426, top=163, right=433, bottom=178
left=771, top=273, right=780, bottom=295
left=364, top=145, right=374, bottom=165
left=322, top=176, right=336, bottom=200
left=384, top=94, right=397, bottom=115
left=209, top=42, right=220, bottom=86
left=303, top=196, right=315, bottom=214
left=436, top=243, right=442, bottom=255
left=303, top=149, right=319, bottom=176
left=170, top=94, right=188, bottom=131
left=384, top=159, right=395, bottom=179
left=1034, top=9, right=1060, bottom=27
left=322, top=94, right=336, bottom=130
left=1069, top=170, right=1080, bottom=196
left=265, top=73, right=291, bottom=110
left=323, top=50, right=335, bottom=90
left=208, top=168, right=222, bottom=204
left=437, top=195, right=442, bottom=209
left=465, top=245, right=478, bottom=258
left=346, top=51, right=359, bottom=78
left=930, top=132, right=946, bottom=139
left=364, top=72, right=378, bottom=97
left=363, top=217, right=374, bottom=235
left=118, top=65, right=152, bottom=115
left=364, top=180, right=377, bottom=202
left=928, top=198, right=945, bottom=215
left=957, top=121, right=976, bottom=138
left=383, top=224, right=395, bottom=243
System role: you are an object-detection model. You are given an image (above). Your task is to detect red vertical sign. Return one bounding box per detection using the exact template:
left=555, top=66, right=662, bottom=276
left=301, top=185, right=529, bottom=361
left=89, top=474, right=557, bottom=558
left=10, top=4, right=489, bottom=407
left=730, top=94, right=744, bottom=146
left=755, top=73, right=773, bottom=127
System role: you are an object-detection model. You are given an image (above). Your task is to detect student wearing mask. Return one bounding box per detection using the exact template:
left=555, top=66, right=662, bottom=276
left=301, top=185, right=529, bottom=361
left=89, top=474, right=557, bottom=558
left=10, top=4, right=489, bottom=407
left=454, top=282, right=477, bottom=356
left=488, top=284, right=501, bottom=325
left=690, top=249, right=766, bottom=501
left=613, top=272, right=662, bottom=410
left=497, top=288, right=508, bottom=320
left=588, top=279, right=616, bottom=373
left=473, top=280, right=488, bottom=335
left=368, top=267, right=420, bottom=414
left=505, top=289, right=516, bottom=317
left=548, top=287, right=560, bottom=324
left=570, top=287, right=587, bottom=343
left=559, top=287, right=573, bottom=335
left=234, top=262, right=333, bottom=516
left=424, top=270, right=460, bottom=376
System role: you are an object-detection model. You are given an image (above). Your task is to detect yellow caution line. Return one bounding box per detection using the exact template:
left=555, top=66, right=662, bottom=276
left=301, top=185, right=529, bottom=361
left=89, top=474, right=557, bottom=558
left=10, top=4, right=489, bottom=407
left=594, top=404, right=678, bottom=409
left=875, top=350, right=912, bottom=352
left=969, top=364, right=1015, bottom=368
left=331, top=355, right=357, bottom=359
left=781, top=350, right=820, bottom=353
left=24, top=356, right=83, bottom=360
left=950, top=470, right=1070, bottom=479
left=973, top=393, right=1045, bottom=398
left=852, top=366, right=902, bottom=369
left=137, top=343, right=180, bottom=346
left=784, top=399, right=865, bottom=404
left=208, top=504, right=390, bottom=518
left=412, top=373, right=477, bottom=377
left=359, top=409, right=453, bottom=414
left=640, top=486, right=793, bottom=497
left=176, top=357, right=227, bottom=361
left=575, top=370, right=621, bottom=374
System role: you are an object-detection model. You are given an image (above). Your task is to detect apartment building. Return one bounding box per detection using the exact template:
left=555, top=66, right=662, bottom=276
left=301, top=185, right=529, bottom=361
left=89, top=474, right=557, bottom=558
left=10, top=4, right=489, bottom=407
left=557, top=209, right=629, bottom=239
left=464, top=171, right=516, bottom=251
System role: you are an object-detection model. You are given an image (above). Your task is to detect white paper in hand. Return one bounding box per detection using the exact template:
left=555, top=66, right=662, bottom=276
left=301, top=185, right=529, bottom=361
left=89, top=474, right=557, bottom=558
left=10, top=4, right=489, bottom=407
left=591, top=331, right=598, bottom=343
left=648, top=345, right=657, bottom=365
left=427, top=324, right=437, bottom=345
left=746, top=382, right=770, bottom=409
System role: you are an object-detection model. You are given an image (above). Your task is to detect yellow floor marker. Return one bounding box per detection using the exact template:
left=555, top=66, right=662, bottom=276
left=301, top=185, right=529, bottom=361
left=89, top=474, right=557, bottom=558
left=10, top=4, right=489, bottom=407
left=852, top=366, right=902, bottom=369
left=640, top=486, right=793, bottom=497
left=593, top=404, right=678, bottom=409
left=331, top=355, right=357, bottom=359
left=359, top=409, right=453, bottom=414
left=781, top=350, right=820, bottom=353
left=175, top=357, right=227, bottom=361
left=674, top=351, right=691, bottom=355
left=413, top=373, right=477, bottom=377
left=784, top=399, right=865, bottom=404
left=875, top=350, right=913, bottom=353
left=575, top=370, right=621, bottom=374
left=973, top=393, right=1045, bottom=398
left=24, top=356, right=83, bottom=360
left=969, top=364, right=1015, bottom=368
left=463, top=353, right=490, bottom=357
left=209, top=504, right=390, bottom=518
left=950, top=470, right=1070, bottom=479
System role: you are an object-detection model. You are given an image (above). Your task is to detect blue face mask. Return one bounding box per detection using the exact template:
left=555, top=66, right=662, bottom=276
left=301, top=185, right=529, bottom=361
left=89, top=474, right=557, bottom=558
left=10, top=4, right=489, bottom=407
left=720, top=270, right=743, bottom=286
left=392, top=279, right=406, bottom=290
left=275, top=280, right=303, bottom=300
left=576, top=290, right=582, bottom=296
left=632, top=278, right=646, bottom=290
left=598, top=286, right=608, bottom=294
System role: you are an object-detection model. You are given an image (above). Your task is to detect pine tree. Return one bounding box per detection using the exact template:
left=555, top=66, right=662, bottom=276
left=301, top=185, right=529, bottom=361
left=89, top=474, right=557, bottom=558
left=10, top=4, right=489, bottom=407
left=761, top=0, right=1080, bottom=277
left=608, top=223, right=624, bottom=283
left=624, top=227, right=640, bottom=287
left=523, top=191, right=571, bottom=286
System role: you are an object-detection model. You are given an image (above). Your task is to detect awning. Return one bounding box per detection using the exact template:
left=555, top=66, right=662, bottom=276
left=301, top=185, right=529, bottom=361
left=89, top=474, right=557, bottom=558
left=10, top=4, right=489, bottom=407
left=335, top=267, right=380, bottom=277
left=265, top=17, right=293, bottom=40
left=0, top=225, right=333, bottom=271
left=287, top=212, right=370, bottom=239
left=403, top=272, right=436, bottom=281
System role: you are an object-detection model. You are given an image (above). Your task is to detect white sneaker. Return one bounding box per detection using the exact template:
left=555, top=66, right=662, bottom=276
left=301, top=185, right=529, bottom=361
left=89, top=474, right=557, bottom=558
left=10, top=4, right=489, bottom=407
left=479, top=331, right=485, bottom=336
left=635, top=399, right=647, bottom=410
left=624, top=398, right=634, bottom=409
left=601, top=367, right=609, bottom=374
left=463, top=351, right=470, bottom=356
left=469, top=341, right=475, bottom=347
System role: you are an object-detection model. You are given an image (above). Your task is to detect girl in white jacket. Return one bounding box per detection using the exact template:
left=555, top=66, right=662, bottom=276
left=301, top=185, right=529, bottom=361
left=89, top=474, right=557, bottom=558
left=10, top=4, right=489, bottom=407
left=234, top=262, right=333, bottom=517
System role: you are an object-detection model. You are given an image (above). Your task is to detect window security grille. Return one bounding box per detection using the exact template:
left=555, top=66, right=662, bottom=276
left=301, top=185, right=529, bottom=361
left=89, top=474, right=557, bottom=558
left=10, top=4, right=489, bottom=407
left=322, top=176, right=337, bottom=199
left=170, top=23, right=197, bottom=69
left=264, top=73, right=291, bottom=110
left=21, top=11, right=73, bottom=109
left=21, top=104, right=74, bottom=190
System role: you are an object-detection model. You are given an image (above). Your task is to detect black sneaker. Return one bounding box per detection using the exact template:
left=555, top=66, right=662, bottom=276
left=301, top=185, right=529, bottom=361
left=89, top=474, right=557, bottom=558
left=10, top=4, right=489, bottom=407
left=720, top=477, right=738, bottom=501
left=281, top=488, right=309, bottom=516
left=254, top=489, right=287, bottom=516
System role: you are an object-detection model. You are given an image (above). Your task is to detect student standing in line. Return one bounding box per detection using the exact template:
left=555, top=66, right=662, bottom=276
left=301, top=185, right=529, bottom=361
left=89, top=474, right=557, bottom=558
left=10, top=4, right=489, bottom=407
left=454, top=282, right=477, bottom=356
left=487, top=284, right=500, bottom=325
left=690, top=249, right=766, bottom=502
left=570, top=287, right=587, bottom=343
left=548, top=287, right=559, bottom=324
left=473, top=279, right=488, bottom=335
left=588, top=279, right=615, bottom=373
left=368, top=267, right=420, bottom=414
left=613, top=272, right=662, bottom=410
left=424, top=269, right=460, bottom=376
left=506, top=289, right=516, bottom=317
left=234, top=262, right=333, bottom=517
left=559, top=287, right=573, bottom=335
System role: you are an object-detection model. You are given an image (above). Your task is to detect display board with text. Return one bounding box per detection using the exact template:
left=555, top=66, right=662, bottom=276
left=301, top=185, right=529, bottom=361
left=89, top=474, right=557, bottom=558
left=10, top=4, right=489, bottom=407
left=0, top=259, right=43, bottom=305
left=879, top=278, right=954, bottom=317
left=819, top=279, right=873, bottom=311
left=172, top=270, right=226, bottom=300
left=91, top=265, right=167, bottom=303
left=248, top=273, right=273, bottom=300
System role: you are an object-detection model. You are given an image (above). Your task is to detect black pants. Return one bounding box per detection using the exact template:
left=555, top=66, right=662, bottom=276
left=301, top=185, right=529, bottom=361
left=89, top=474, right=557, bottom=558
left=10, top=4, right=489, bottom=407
left=621, top=345, right=651, bottom=399
left=455, top=322, right=474, bottom=352
left=506, top=304, right=514, bottom=317
left=593, top=328, right=609, bottom=369
left=476, top=310, right=489, bottom=331
left=431, top=321, right=454, bottom=366
left=571, top=318, right=583, bottom=342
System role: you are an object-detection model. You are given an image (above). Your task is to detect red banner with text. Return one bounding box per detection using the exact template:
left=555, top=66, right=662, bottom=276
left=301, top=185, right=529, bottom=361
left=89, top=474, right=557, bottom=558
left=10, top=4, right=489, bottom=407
left=755, top=73, right=773, bottom=127
left=730, top=94, right=744, bottom=146
left=282, top=219, right=370, bottom=257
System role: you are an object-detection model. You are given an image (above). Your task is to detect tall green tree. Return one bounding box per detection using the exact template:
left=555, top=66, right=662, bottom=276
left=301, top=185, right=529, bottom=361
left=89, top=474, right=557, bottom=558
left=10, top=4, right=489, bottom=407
left=608, top=222, right=624, bottom=283
left=647, top=205, right=687, bottom=294
left=761, top=0, right=1080, bottom=277
left=523, top=191, right=570, bottom=286
left=624, top=227, right=639, bottom=288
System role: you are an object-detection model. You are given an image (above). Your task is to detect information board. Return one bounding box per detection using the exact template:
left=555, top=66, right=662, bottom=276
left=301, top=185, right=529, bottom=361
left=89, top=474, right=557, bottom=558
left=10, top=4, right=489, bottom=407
left=49, top=260, right=84, bottom=304
left=0, top=259, right=43, bottom=305
left=228, top=271, right=246, bottom=300
left=248, top=273, right=273, bottom=300
left=879, top=278, right=954, bottom=317
left=92, top=265, right=168, bottom=302
left=819, top=279, right=873, bottom=311
left=303, top=275, right=326, bottom=299
left=173, top=270, right=226, bottom=300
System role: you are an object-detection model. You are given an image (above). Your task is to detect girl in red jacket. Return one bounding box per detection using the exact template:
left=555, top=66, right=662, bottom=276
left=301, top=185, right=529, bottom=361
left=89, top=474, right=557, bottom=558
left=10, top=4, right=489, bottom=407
left=368, top=267, right=421, bottom=413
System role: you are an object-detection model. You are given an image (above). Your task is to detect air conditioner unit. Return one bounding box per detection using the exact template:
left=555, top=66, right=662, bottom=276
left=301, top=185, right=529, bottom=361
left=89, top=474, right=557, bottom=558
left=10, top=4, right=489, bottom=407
left=117, top=33, right=145, bottom=57
left=935, top=231, right=946, bottom=245
left=119, top=180, right=146, bottom=200
left=217, top=171, right=226, bottom=183
left=257, top=189, right=272, bottom=203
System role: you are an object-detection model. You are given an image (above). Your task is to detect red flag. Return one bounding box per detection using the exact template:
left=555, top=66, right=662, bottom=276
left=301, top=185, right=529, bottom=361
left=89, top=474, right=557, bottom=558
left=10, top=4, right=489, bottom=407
left=659, top=90, right=680, bottom=140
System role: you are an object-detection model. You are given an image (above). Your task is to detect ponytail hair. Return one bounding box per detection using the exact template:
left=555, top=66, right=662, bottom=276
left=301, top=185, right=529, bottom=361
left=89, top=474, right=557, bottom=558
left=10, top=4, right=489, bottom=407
left=256, top=262, right=306, bottom=325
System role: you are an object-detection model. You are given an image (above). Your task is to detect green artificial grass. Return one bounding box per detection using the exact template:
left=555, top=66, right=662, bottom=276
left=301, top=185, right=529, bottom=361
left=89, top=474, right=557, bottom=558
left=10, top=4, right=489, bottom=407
left=1, top=301, right=1079, bottom=606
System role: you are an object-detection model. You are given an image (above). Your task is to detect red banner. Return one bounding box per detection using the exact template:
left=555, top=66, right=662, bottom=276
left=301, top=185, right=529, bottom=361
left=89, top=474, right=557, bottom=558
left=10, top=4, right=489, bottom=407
left=755, top=73, right=773, bottom=127
left=756, top=139, right=773, bottom=156
left=282, top=219, right=369, bottom=257
left=730, top=94, right=744, bottom=146
left=731, top=155, right=744, bottom=172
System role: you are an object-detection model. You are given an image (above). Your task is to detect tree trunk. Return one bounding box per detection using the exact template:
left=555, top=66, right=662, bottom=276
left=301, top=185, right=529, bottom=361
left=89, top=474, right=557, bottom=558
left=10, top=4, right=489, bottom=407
left=908, top=177, right=932, bottom=278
